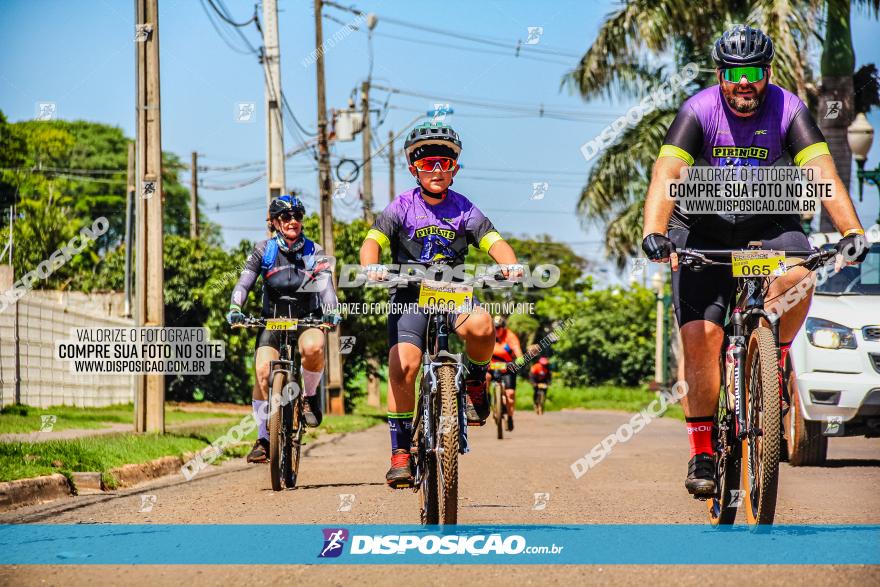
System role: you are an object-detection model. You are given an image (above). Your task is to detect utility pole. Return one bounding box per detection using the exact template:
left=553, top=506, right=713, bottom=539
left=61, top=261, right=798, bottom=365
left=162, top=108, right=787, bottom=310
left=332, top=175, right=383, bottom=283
left=388, top=129, right=395, bottom=204
left=314, top=0, right=344, bottom=414
left=262, top=0, right=286, bottom=208
left=360, top=80, right=374, bottom=224
left=134, top=0, right=165, bottom=433
left=124, top=141, right=135, bottom=318
left=190, top=151, right=199, bottom=239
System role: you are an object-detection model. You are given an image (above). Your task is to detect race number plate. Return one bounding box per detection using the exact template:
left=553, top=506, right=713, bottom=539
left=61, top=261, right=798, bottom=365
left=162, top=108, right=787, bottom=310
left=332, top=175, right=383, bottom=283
left=731, top=250, right=787, bottom=278
left=265, top=319, right=298, bottom=331
left=418, top=280, right=474, bottom=312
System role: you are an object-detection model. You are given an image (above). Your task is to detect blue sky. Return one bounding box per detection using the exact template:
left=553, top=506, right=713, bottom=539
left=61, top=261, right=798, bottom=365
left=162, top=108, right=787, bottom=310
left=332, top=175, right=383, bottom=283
left=2, top=0, right=879, bottom=281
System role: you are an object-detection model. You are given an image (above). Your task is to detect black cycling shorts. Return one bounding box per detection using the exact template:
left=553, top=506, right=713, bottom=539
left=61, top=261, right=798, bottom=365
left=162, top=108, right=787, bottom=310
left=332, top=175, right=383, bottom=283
left=387, top=287, right=478, bottom=350
left=669, top=217, right=811, bottom=327
left=255, top=328, right=297, bottom=352
left=489, top=367, right=516, bottom=390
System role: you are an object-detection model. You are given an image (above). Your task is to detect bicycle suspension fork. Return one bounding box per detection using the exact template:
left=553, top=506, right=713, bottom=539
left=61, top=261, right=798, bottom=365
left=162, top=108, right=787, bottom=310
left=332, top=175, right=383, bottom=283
left=729, top=310, right=747, bottom=440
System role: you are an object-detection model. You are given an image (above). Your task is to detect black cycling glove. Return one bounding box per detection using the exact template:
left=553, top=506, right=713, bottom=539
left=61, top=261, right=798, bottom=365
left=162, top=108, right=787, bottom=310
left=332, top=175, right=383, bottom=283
left=835, top=233, right=869, bottom=264
left=641, top=233, right=674, bottom=261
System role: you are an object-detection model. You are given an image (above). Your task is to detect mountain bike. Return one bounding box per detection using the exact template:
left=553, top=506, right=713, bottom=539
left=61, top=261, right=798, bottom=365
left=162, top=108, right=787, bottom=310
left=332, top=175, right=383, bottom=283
left=488, top=361, right=509, bottom=439
left=676, top=244, right=836, bottom=526
left=533, top=382, right=548, bottom=415
left=234, top=309, right=334, bottom=491
left=368, top=266, right=516, bottom=525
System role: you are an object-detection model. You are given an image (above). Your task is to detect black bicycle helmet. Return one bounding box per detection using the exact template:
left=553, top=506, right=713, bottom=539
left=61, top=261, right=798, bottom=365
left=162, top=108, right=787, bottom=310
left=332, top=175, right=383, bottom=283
left=404, top=121, right=462, bottom=164
left=712, top=24, right=774, bottom=68
left=268, top=194, right=305, bottom=219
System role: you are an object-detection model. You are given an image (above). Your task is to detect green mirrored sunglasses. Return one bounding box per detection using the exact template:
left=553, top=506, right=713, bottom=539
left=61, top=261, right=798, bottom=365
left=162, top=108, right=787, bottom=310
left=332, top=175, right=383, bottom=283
left=722, top=66, right=765, bottom=84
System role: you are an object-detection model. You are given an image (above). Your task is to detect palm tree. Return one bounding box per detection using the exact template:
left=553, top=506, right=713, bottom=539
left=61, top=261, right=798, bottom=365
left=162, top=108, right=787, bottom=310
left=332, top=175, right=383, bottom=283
left=567, top=1, right=831, bottom=265
left=815, top=0, right=880, bottom=231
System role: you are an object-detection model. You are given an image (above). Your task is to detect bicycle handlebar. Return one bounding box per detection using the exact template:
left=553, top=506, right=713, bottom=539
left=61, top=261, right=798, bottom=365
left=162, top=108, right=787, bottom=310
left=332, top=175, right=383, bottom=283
left=363, top=264, right=520, bottom=288
left=232, top=316, right=335, bottom=331
left=675, top=247, right=837, bottom=271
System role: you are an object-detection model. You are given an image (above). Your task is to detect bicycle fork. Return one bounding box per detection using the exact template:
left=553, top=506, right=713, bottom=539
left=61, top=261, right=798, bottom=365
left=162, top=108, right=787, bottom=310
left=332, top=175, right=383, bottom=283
left=728, top=311, right=747, bottom=440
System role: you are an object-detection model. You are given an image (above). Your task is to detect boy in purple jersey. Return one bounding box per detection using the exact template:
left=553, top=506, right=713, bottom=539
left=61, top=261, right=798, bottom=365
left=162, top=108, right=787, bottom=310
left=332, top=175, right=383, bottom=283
left=359, top=122, right=523, bottom=488
left=641, top=25, right=868, bottom=498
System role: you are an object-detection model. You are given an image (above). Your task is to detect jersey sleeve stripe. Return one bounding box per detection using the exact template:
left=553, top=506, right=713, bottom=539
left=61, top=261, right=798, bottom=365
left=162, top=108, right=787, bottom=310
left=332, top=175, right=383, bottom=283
left=365, top=228, right=391, bottom=250
left=478, top=231, right=503, bottom=253
left=793, top=141, right=831, bottom=166
left=658, top=144, right=694, bottom=166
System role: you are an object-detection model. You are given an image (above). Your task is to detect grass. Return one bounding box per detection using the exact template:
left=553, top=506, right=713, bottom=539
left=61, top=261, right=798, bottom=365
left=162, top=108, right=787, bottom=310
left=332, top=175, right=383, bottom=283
left=0, top=402, right=384, bottom=484
left=0, top=403, right=243, bottom=435
left=512, top=381, right=685, bottom=421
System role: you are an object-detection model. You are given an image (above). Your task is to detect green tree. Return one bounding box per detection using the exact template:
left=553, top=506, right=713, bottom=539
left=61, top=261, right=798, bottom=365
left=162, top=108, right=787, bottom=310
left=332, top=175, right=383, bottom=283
left=0, top=114, right=212, bottom=288
left=535, top=284, right=655, bottom=386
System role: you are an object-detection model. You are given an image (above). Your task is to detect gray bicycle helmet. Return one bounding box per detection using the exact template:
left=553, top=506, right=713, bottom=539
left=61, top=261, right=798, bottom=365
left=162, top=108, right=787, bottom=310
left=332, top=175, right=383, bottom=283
left=712, top=24, right=774, bottom=68
left=404, top=121, right=462, bottom=164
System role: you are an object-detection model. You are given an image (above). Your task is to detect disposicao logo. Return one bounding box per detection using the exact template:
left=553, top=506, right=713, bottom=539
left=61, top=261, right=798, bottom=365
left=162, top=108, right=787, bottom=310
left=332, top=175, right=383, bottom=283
left=318, top=528, right=349, bottom=558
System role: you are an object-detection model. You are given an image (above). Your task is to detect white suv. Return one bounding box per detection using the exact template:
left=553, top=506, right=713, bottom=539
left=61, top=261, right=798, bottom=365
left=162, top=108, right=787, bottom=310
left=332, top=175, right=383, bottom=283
left=787, top=227, right=880, bottom=465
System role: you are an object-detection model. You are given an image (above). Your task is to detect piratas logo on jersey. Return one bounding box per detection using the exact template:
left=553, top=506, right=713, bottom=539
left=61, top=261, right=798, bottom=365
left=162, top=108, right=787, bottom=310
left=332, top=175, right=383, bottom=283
left=319, top=528, right=349, bottom=558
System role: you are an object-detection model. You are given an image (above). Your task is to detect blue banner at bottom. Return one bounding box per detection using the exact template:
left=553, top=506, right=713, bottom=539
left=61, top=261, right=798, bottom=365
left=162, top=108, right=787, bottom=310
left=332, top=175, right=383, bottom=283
left=0, top=524, right=877, bottom=565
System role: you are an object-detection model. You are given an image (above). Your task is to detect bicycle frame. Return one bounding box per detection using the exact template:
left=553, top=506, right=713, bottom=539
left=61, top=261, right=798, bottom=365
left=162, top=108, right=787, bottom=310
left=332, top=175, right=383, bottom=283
left=726, top=275, right=780, bottom=440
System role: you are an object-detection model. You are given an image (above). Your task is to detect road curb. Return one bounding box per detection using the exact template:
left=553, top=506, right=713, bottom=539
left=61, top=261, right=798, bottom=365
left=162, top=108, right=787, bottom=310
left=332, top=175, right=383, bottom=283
left=0, top=473, right=72, bottom=511
left=0, top=429, right=364, bottom=513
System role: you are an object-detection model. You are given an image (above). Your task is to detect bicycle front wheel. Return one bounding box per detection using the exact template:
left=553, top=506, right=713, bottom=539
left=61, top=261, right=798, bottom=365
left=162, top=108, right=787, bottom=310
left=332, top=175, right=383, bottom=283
left=494, top=382, right=504, bottom=440
left=286, top=391, right=303, bottom=488
left=268, top=370, right=291, bottom=491
left=741, top=326, right=781, bottom=526
left=436, top=363, right=460, bottom=524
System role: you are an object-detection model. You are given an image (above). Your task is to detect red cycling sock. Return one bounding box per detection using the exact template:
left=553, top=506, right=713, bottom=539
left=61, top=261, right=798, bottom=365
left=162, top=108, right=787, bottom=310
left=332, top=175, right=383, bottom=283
left=778, top=341, right=792, bottom=392
left=685, top=416, right=714, bottom=457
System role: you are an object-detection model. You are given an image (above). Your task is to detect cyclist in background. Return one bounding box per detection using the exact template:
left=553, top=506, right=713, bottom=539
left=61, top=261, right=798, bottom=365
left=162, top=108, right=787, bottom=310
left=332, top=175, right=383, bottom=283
left=227, top=195, right=340, bottom=464
left=492, top=315, right=523, bottom=431
left=529, top=356, right=552, bottom=403
left=359, top=121, right=523, bottom=488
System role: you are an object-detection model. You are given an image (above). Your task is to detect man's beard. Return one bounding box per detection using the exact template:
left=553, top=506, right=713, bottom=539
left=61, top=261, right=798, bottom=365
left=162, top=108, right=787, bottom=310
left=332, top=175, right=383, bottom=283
left=725, top=93, right=762, bottom=113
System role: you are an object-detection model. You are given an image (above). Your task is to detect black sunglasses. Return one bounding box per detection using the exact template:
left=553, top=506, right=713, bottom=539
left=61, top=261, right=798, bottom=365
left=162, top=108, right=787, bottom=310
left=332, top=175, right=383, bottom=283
left=277, top=211, right=303, bottom=222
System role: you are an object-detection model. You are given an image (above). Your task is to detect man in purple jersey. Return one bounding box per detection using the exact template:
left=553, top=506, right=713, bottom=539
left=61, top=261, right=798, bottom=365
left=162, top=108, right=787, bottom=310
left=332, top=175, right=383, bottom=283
left=641, top=25, right=868, bottom=497
left=359, top=121, right=523, bottom=488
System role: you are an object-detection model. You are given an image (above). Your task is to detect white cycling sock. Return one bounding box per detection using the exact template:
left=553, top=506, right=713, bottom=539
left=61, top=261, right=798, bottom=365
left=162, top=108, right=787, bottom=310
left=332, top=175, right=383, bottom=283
left=252, top=399, right=269, bottom=440
left=302, top=368, right=323, bottom=398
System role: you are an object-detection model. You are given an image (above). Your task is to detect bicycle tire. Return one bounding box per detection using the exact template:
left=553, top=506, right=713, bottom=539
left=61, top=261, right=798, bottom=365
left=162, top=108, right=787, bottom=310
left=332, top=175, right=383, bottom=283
left=707, top=352, right=740, bottom=526
left=416, top=380, right=438, bottom=525
left=536, top=388, right=546, bottom=415
left=741, top=326, right=781, bottom=526
left=286, top=392, right=303, bottom=488
left=436, top=363, right=459, bottom=525
left=494, top=381, right=504, bottom=440
left=268, top=370, right=289, bottom=492
left=786, top=363, right=827, bottom=467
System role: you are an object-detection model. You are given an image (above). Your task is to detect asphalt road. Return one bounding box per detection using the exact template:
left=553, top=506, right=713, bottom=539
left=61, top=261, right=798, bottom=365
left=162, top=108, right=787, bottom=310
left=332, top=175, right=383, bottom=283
left=2, top=409, right=878, bottom=585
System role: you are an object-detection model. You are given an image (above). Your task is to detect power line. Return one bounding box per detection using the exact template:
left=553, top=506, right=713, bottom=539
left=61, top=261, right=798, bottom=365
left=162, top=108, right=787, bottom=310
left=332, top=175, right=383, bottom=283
left=198, top=0, right=256, bottom=55
left=323, top=1, right=581, bottom=59
left=371, top=29, right=573, bottom=67
left=372, top=84, right=621, bottom=121
left=205, top=0, right=257, bottom=28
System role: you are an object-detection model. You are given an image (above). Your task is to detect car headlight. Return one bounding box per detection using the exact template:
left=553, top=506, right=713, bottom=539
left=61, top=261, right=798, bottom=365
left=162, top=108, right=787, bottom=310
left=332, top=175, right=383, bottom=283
left=806, top=317, right=857, bottom=349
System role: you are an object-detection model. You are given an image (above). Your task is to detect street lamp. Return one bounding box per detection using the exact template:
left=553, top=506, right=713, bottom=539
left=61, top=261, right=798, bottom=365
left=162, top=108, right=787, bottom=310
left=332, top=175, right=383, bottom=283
left=847, top=112, right=879, bottom=224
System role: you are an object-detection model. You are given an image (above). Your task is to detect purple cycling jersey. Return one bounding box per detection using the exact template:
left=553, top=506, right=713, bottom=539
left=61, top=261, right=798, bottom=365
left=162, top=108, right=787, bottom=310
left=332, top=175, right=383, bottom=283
left=366, top=187, right=502, bottom=265
left=660, top=83, right=829, bottom=233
